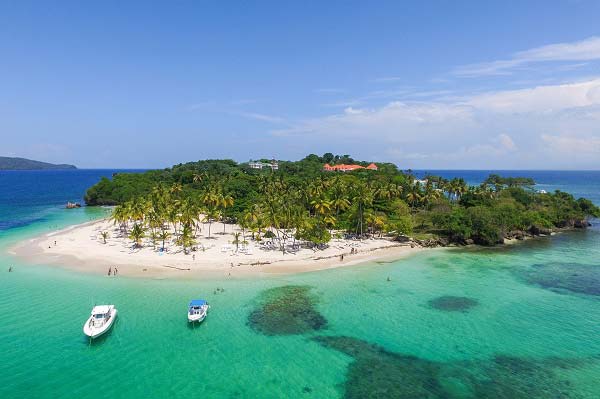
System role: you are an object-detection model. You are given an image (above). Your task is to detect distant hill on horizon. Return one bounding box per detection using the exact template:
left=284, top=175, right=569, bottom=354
left=0, top=156, right=77, bottom=170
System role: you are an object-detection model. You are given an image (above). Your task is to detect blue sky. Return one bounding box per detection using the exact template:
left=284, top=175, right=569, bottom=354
left=2, top=1, right=600, bottom=169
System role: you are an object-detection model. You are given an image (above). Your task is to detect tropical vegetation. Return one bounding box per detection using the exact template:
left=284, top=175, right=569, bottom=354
left=84, top=154, right=599, bottom=251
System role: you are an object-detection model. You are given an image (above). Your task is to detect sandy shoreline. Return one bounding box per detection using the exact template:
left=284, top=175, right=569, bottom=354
left=9, top=218, right=426, bottom=279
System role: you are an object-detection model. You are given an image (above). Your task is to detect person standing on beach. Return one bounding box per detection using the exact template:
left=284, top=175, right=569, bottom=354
left=114, top=267, right=118, bottom=276
left=108, top=267, right=112, bottom=276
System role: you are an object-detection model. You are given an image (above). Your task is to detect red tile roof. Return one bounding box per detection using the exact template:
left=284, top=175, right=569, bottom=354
left=323, top=163, right=378, bottom=171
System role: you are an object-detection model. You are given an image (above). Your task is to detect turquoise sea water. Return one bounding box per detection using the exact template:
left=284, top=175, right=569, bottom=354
left=1, top=170, right=599, bottom=398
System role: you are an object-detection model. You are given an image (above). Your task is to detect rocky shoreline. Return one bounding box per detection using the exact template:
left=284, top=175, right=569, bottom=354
left=405, top=218, right=593, bottom=248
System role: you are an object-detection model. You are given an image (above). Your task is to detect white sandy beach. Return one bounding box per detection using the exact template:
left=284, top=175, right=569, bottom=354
left=10, top=218, right=425, bottom=279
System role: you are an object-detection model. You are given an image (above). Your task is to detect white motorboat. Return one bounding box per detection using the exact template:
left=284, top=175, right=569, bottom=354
left=188, top=299, right=209, bottom=323
left=83, top=305, right=117, bottom=339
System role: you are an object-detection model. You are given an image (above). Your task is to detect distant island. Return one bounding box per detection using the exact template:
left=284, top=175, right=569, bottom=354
left=0, top=157, right=77, bottom=170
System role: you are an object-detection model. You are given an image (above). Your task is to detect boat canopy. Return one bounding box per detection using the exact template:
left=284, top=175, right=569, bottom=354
left=189, top=299, right=207, bottom=307
left=91, top=305, right=111, bottom=315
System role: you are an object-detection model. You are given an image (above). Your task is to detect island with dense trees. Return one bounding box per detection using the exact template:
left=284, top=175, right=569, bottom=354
left=0, top=156, right=77, bottom=170
left=82, top=154, right=599, bottom=252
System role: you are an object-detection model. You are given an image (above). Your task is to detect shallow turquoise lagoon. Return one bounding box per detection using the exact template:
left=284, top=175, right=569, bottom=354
left=1, top=211, right=599, bottom=398
left=1, top=170, right=599, bottom=398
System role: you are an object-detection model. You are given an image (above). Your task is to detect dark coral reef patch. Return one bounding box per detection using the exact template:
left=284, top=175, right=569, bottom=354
left=247, top=285, right=327, bottom=336
left=518, top=262, right=600, bottom=296
left=313, top=335, right=583, bottom=399
left=313, top=336, right=447, bottom=398
left=427, top=296, right=479, bottom=312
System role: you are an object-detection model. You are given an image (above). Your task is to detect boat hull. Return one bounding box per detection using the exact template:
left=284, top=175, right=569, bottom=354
left=187, top=313, right=206, bottom=323
left=187, top=305, right=209, bottom=323
left=83, top=309, right=118, bottom=339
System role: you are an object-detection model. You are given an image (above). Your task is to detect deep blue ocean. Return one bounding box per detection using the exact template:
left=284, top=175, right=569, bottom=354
left=0, top=169, right=142, bottom=231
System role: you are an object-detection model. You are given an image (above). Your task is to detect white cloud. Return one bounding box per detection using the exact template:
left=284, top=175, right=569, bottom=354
left=343, top=107, right=363, bottom=115
left=454, top=36, right=600, bottom=77
left=516, top=37, right=600, bottom=62
left=542, top=134, right=600, bottom=154
left=272, top=78, right=600, bottom=168
left=495, top=134, right=516, bottom=151
left=467, top=78, right=600, bottom=113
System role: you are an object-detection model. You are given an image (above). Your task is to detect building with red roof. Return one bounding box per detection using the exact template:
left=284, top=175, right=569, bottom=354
left=323, top=163, right=378, bottom=172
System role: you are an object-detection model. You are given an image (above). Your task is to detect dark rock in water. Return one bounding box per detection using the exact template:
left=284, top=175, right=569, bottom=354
left=505, top=230, right=526, bottom=240
left=518, top=262, right=600, bottom=296
left=313, top=336, right=582, bottom=399
left=428, top=296, right=478, bottom=312
left=416, top=237, right=450, bottom=248
left=393, top=235, right=411, bottom=243
left=438, top=237, right=450, bottom=246
left=529, top=225, right=553, bottom=236
left=573, top=219, right=591, bottom=228
left=247, top=285, right=327, bottom=336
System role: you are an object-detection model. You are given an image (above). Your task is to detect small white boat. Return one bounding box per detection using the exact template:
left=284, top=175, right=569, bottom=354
left=83, top=305, right=117, bottom=339
left=188, top=299, right=209, bottom=323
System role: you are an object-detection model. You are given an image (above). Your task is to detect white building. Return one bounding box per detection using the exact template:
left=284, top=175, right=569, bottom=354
left=249, top=160, right=279, bottom=171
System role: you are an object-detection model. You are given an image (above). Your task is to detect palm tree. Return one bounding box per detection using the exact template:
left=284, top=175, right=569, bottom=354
left=323, top=214, right=337, bottom=234
left=192, top=172, right=207, bottom=185
left=330, top=179, right=350, bottom=224
left=203, top=209, right=219, bottom=238
left=111, top=203, right=131, bottom=233
left=170, top=183, right=183, bottom=196
left=365, top=211, right=386, bottom=236
left=406, top=183, right=423, bottom=212
left=220, top=194, right=234, bottom=234
left=177, top=224, right=195, bottom=254
left=129, top=197, right=148, bottom=223
left=243, top=204, right=266, bottom=238
left=179, top=199, right=199, bottom=234
left=201, top=187, right=223, bottom=237
left=149, top=231, right=159, bottom=249
left=128, top=223, right=145, bottom=248
left=167, top=202, right=181, bottom=236
left=352, top=183, right=374, bottom=236
left=232, top=232, right=241, bottom=252
left=158, top=230, right=171, bottom=252
left=311, top=197, right=332, bottom=216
